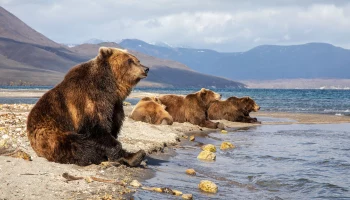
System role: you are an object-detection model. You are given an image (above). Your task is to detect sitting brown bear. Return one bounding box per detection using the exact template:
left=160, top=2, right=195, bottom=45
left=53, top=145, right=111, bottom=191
left=130, top=97, right=173, bottom=125
left=27, top=47, right=149, bottom=166
left=159, top=88, right=224, bottom=129
left=208, top=96, right=260, bottom=123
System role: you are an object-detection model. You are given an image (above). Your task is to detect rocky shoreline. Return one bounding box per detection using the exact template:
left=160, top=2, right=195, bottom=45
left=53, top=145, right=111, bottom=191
left=1, top=92, right=350, bottom=199
left=0, top=102, right=257, bottom=199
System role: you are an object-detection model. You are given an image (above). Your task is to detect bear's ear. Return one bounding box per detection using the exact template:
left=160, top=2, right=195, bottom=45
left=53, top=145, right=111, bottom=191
left=98, top=47, right=114, bottom=59
left=200, top=88, right=207, bottom=93
left=241, top=97, right=251, bottom=102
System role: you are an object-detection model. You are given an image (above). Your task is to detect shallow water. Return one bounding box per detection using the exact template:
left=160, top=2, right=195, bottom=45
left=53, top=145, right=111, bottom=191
left=134, top=122, right=350, bottom=199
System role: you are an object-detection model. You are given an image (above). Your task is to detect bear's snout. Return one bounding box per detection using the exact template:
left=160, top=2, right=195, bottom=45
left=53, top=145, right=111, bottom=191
left=143, top=66, right=149, bottom=74
left=254, top=104, right=261, bottom=112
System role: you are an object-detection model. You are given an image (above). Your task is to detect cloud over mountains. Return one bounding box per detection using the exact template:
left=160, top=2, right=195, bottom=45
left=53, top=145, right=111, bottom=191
left=1, top=0, right=350, bottom=51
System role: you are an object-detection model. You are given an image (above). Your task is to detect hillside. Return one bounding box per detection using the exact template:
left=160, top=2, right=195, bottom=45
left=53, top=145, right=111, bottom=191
left=0, top=6, right=60, bottom=48
left=0, top=6, right=244, bottom=88
left=119, top=39, right=350, bottom=80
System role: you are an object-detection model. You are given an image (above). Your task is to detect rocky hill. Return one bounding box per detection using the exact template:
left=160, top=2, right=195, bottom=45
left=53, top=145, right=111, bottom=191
left=0, top=6, right=244, bottom=88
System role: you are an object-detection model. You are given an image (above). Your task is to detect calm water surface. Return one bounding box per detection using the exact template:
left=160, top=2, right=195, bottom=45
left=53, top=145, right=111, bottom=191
left=135, top=123, right=350, bottom=199
left=1, top=87, right=350, bottom=116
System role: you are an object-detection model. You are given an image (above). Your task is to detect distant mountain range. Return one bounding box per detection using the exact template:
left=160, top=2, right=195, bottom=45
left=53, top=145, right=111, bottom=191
left=119, top=39, right=350, bottom=80
left=0, top=6, right=244, bottom=88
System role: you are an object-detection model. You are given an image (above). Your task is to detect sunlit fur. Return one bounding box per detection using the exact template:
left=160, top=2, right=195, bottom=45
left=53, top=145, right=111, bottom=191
left=27, top=47, right=149, bottom=166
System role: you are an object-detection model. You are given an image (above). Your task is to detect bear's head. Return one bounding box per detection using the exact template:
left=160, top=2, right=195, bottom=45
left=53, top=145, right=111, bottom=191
left=197, top=88, right=221, bottom=107
left=98, top=47, right=149, bottom=86
left=141, top=96, right=166, bottom=109
left=238, top=97, right=260, bottom=115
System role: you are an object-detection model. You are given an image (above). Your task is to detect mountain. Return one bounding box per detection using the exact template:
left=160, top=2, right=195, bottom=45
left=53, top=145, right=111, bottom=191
left=71, top=43, right=245, bottom=88
left=0, top=6, right=61, bottom=48
left=119, top=39, right=350, bottom=80
left=0, top=7, right=244, bottom=88
left=84, top=38, right=105, bottom=44
left=0, top=6, right=89, bottom=85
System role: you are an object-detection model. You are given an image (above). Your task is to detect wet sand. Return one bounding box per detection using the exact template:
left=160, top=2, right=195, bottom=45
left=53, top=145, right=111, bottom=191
left=1, top=90, right=350, bottom=199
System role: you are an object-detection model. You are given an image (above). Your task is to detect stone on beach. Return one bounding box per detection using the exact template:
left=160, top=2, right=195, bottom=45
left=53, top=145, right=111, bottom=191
left=185, top=168, right=196, bottom=176
left=220, top=141, right=235, bottom=150
left=201, top=144, right=216, bottom=152
left=189, top=135, right=195, bottom=141
left=173, top=189, right=183, bottom=196
left=197, top=150, right=216, bottom=161
left=130, top=180, right=142, bottom=188
left=84, top=177, right=93, bottom=183
left=0, top=139, right=8, bottom=148
left=182, top=193, right=193, bottom=200
left=123, top=101, right=132, bottom=106
left=198, top=180, right=218, bottom=193
left=221, top=130, right=228, bottom=134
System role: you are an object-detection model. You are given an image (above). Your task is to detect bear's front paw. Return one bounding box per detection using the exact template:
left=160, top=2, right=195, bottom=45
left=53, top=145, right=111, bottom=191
left=124, top=150, right=146, bottom=167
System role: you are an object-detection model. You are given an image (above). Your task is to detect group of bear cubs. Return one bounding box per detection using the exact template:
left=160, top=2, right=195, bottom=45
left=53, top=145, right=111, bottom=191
left=26, top=47, right=260, bottom=168
left=130, top=89, right=260, bottom=129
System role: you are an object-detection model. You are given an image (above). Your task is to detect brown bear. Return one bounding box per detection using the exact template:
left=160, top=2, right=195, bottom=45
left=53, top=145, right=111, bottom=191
left=27, top=47, right=149, bottom=166
left=208, top=96, right=261, bottom=123
left=130, top=97, right=173, bottom=125
left=159, top=88, right=224, bottom=129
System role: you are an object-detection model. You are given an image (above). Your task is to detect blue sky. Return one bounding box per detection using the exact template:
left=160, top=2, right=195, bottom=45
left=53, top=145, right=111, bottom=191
left=1, top=0, right=350, bottom=52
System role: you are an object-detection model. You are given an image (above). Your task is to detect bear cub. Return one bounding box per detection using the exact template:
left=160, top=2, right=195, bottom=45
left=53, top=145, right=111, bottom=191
left=130, top=97, right=173, bottom=125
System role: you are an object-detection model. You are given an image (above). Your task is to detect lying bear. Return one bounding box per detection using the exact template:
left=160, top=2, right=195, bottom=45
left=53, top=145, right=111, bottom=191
left=130, top=97, right=173, bottom=125
left=159, top=88, right=224, bottom=129
left=27, top=47, right=149, bottom=166
left=208, top=96, right=260, bottom=123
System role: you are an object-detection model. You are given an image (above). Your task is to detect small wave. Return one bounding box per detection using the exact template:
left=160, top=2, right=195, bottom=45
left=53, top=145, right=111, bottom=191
left=335, top=113, right=344, bottom=116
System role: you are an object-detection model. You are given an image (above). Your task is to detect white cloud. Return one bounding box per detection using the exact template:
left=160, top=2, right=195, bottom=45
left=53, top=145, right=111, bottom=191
left=1, top=0, right=350, bottom=51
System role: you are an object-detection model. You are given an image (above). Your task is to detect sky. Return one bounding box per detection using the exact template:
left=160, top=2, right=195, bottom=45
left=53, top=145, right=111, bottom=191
left=1, top=0, right=350, bottom=52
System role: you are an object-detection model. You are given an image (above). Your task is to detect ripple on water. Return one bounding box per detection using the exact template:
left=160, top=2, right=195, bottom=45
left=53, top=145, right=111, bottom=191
left=134, top=123, right=350, bottom=199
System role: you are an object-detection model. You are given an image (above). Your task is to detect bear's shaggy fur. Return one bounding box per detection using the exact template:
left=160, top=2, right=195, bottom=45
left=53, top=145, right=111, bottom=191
left=208, top=96, right=260, bottom=123
left=130, top=97, right=173, bottom=125
left=159, top=88, right=223, bottom=129
left=27, top=47, right=149, bottom=166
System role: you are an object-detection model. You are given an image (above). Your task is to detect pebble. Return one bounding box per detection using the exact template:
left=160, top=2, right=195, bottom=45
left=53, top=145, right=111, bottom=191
left=85, top=177, right=93, bottom=183
left=221, top=130, right=228, bottom=134
left=123, top=101, right=132, bottom=106
left=220, top=141, right=235, bottom=150
left=201, top=144, right=216, bottom=152
left=173, top=189, right=183, bottom=196
left=189, top=135, right=195, bottom=141
left=0, top=139, right=7, bottom=148
left=197, top=150, right=216, bottom=161
left=185, top=169, right=196, bottom=176
left=130, top=180, right=142, bottom=188
left=2, top=135, right=9, bottom=139
left=198, top=180, right=218, bottom=193
left=182, top=194, right=193, bottom=200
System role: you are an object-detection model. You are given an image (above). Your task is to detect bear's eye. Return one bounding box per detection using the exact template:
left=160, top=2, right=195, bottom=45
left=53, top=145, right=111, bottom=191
left=128, top=58, right=133, bottom=64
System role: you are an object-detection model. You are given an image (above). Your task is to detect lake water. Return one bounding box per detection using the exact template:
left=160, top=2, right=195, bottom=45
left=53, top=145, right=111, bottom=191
left=135, top=123, right=350, bottom=199
left=1, top=87, right=350, bottom=116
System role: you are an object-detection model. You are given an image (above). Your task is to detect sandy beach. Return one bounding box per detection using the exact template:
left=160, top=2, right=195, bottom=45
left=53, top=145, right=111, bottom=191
left=1, top=90, right=350, bottom=199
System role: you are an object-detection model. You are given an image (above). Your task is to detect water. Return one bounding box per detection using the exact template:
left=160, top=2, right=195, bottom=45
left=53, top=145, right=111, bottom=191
left=135, top=123, right=350, bottom=199
left=2, top=87, right=349, bottom=116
